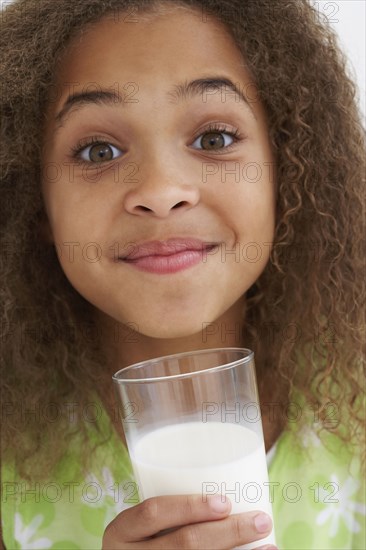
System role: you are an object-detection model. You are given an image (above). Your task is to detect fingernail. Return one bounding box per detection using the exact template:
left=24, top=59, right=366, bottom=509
left=207, top=494, right=230, bottom=513
left=256, top=546, right=278, bottom=550
left=254, top=512, right=272, bottom=533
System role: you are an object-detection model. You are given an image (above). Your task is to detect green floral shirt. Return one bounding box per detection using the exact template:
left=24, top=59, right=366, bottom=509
left=1, top=404, right=365, bottom=549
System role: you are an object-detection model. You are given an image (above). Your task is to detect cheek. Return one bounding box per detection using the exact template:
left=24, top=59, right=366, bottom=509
left=210, top=179, right=275, bottom=241
left=43, top=184, right=104, bottom=243
left=203, top=139, right=275, bottom=217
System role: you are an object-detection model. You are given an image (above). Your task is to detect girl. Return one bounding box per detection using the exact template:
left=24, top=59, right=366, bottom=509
left=1, top=0, right=365, bottom=548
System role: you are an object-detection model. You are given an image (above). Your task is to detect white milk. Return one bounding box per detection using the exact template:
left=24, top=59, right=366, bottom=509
left=130, top=421, right=276, bottom=549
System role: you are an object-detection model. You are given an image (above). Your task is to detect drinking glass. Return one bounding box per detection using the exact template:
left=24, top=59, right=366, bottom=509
left=113, top=347, right=276, bottom=549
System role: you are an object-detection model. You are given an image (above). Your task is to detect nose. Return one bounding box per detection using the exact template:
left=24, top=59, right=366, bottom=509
left=123, top=164, right=200, bottom=218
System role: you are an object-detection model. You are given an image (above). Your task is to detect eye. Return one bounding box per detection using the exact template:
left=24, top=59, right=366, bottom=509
left=83, top=142, right=121, bottom=163
left=191, top=125, right=241, bottom=152
left=71, top=137, right=123, bottom=164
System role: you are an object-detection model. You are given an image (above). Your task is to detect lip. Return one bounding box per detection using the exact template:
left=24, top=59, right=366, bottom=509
left=118, top=238, right=219, bottom=274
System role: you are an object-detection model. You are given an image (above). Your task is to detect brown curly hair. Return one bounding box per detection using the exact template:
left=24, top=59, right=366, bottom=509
left=1, top=0, right=365, bottom=481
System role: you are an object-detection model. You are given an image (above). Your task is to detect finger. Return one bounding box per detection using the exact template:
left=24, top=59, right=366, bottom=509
left=138, top=510, right=274, bottom=550
left=103, top=494, right=231, bottom=543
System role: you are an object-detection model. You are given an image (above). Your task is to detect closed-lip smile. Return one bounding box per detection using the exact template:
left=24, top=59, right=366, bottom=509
left=119, top=238, right=219, bottom=274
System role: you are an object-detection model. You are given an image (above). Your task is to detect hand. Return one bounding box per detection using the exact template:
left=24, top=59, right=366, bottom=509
left=102, top=494, right=277, bottom=549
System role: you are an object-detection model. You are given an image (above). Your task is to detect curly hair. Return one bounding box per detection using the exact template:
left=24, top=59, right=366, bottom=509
left=1, top=0, right=365, bottom=481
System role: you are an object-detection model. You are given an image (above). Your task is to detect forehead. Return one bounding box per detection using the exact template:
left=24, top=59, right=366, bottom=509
left=53, top=5, right=250, bottom=90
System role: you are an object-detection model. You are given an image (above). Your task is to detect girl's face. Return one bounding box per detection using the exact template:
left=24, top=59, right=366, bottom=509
left=41, top=4, right=276, bottom=338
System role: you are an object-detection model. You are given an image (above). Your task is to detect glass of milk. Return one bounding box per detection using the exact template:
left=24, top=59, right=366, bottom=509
left=113, top=347, right=276, bottom=549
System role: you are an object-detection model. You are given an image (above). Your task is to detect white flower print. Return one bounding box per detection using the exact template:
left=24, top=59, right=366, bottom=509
left=300, top=424, right=321, bottom=448
left=82, top=467, right=135, bottom=527
left=316, top=474, right=366, bottom=537
left=14, top=513, right=52, bottom=549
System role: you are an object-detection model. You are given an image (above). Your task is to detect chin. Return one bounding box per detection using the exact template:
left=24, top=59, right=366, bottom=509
left=123, top=308, right=210, bottom=339
left=137, top=321, right=204, bottom=340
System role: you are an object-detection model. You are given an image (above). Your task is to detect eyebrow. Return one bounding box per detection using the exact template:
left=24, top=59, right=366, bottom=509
left=54, top=76, right=256, bottom=129
left=54, top=89, right=122, bottom=127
